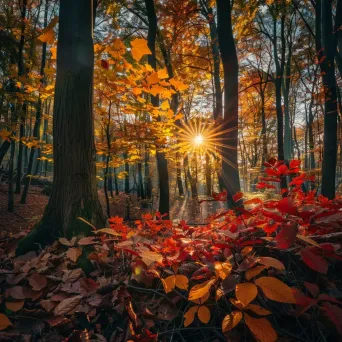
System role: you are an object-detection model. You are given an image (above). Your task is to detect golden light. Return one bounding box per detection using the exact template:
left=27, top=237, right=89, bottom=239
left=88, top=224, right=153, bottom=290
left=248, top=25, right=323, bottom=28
left=194, top=134, right=204, bottom=145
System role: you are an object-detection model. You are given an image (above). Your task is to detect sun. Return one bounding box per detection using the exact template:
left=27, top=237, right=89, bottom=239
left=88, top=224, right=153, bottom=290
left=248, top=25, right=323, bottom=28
left=194, top=134, right=204, bottom=145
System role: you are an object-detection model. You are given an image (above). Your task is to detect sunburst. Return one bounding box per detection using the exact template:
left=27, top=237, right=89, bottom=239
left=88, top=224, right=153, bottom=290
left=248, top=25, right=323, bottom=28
left=177, top=117, right=239, bottom=171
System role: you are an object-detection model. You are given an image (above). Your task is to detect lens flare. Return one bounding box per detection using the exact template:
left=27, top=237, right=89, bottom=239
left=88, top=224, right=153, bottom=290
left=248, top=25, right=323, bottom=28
left=194, top=134, right=204, bottom=145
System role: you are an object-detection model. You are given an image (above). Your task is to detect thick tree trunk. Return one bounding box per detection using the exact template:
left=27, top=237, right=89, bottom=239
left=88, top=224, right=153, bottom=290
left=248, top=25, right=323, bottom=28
left=216, top=0, right=241, bottom=206
left=320, top=0, right=338, bottom=198
left=0, top=140, right=10, bottom=165
left=17, top=0, right=105, bottom=255
left=283, top=42, right=292, bottom=161
left=145, top=0, right=169, bottom=216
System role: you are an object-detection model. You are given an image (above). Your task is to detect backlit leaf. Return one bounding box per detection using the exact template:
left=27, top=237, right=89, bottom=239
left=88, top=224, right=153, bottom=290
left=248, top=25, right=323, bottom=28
left=244, top=313, right=277, bottom=342
left=175, top=274, right=189, bottom=290
left=222, top=311, right=243, bottom=332
left=236, top=282, right=258, bottom=306
left=245, top=304, right=271, bottom=316
left=245, top=266, right=267, bottom=281
left=215, top=261, right=232, bottom=280
left=184, top=306, right=199, bottom=327
left=258, top=257, right=285, bottom=270
left=188, top=279, right=215, bottom=301
left=255, top=277, right=296, bottom=303
left=131, top=38, right=151, bottom=61
left=198, top=305, right=210, bottom=324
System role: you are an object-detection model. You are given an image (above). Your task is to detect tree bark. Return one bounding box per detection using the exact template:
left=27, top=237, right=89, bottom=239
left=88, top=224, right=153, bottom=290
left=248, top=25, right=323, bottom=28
left=145, top=0, right=169, bottom=216
left=216, top=0, right=241, bottom=206
left=17, top=0, right=105, bottom=254
left=320, top=0, right=338, bottom=198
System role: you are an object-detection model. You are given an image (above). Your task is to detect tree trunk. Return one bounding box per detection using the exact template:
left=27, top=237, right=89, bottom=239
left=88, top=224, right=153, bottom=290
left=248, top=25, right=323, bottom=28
left=216, top=0, right=241, bottom=206
left=145, top=0, right=169, bottom=217
left=320, top=0, right=338, bottom=198
left=15, top=115, right=25, bottom=193
left=17, top=0, right=105, bottom=255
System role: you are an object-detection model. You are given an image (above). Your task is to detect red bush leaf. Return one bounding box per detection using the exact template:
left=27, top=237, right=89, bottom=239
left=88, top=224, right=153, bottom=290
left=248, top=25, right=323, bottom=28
left=301, top=247, right=328, bottom=274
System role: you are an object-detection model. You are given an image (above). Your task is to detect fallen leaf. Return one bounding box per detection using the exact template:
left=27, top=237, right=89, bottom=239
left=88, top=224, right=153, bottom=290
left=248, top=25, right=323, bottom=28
left=0, top=314, right=13, bottom=331
left=5, top=300, right=24, bottom=312
left=66, top=248, right=82, bottom=262
left=28, top=273, right=47, bottom=291
left=54, top=295, right=82, bottom=316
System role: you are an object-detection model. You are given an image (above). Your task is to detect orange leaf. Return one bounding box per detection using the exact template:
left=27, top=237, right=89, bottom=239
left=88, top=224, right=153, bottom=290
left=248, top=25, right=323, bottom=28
left=244, top=313, right=277, bottom=342
left=258, top=257, right=285, bottom=270
left=241, top=246, right=253, bottom=257
left=245, top=266, right=267, bottom=281
left=215, top=261, right=232, bottom=280
left=236, top=282, right=258, bottom=306
left=0, top=313, right=13, bottom=331
left=198, top=305, right=210, bottom=324
left=5, top=300, right=24, bottom=312
left=188, top=279, right=215, bottom=301
left=255, top=277, right=296, bottom=304
left=175, top=275, right=189, bottom=290
left=66, top=247, right=82, bottom=262
left=192, top=291, right=210, bottom=304
left=184, top=306, right=199, bottom=327
left=162, top=275, right=175, bottom=293
left=222, top=311, right=243, bottom=332
left=131, top=38, right=152, bottom=61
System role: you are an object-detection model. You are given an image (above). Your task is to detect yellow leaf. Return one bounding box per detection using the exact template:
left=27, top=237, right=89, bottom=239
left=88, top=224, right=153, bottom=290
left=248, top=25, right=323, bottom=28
left=214, top=261, right=232, bottom=280
left=131, top=38, right=151, bottom=61
left=244, top=313, right=277, bottom=342
left=0, top=313, right=13, bottom=330
left=38, top=16, right=59, bottom=44
left=95, top=228, right=121, bottom=236
left=188, top=279, right=215, bottom=301
left=140, top=250, right=163, bottom=266
left=198, top=305, right=210, bottom=324
left=6, top=300, right=24, bottom=312
left=245, top=266, right=267, bottom=281
left=245, top=304, right=271, bottom=316
left=296, top=234, right=319, bottom=246
left=175, top=274, right=189, bottom=290
left=230, top=298, right=244, bottom=310
left=255, top=277, right=296, bottom=304
left=160, top=100, right=170, bottom=110
left=222, top=311, right=243, bottom=332
left=235, top=282, right=258, bottom=306
left=157, top=68, right=169, bottom=79
left=215, top=288, right=225, bottom=301
left=162, top=275, right=175, bottom=293
left=258, top=257, right=285, bottom=270
left=184, top=306, right=199, bottom=327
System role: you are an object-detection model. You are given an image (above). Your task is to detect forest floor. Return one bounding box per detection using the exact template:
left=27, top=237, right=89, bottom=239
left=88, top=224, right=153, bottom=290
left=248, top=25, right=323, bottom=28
left=0, top=184, right=223, bottom=235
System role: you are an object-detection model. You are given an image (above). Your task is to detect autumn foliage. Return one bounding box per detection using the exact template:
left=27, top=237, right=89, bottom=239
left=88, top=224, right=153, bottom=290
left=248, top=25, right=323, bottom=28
left=0, top=160, right=341, bottom=341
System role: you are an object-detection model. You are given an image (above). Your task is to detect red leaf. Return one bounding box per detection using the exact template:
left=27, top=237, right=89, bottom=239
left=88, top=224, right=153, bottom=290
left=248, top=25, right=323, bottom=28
left=322, top=302, right=342, bottom=336
left=301, top=247, right=328, bottom=274
left=289, top=160, right=301, bottom=169
left=276, top=197, right=298, bottom=216
left=274, top=223, right=298, bottom=249
left=101, top=59, right=109, bottom=70
left=278, top=164, right=289, bottom=174
left=304, top=282, right=319, bottom=298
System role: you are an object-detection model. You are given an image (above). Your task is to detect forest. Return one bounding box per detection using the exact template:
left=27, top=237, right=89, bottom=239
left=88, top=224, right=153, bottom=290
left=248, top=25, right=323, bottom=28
left=0, top=0, right=342, bottom=341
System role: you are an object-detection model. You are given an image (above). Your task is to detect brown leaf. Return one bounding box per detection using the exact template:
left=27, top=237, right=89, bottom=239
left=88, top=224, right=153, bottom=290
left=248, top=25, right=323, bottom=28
left=40, top=299, right=57, bottom=312
left=54, top=295, right=82, bottom=316
left=0, top=314, right=13, bottom=331
left=23, top=286, right=42, bottom=300
left=6, top=286, right=25, bottom=299
left=62, top=269, right=83, bottom=283
left=78, top=237, right=97, bottom=246
left=59, top=237, right=77, bottom=247
left=28, top=273, right=47, bottom=291
left=6, top=272, right=26, bottom=285
left=5, top=300, right=24, bottom=312
left=66, top=248, right=82, bottom=263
